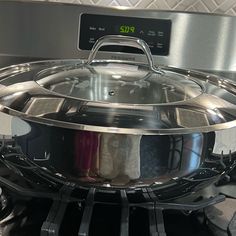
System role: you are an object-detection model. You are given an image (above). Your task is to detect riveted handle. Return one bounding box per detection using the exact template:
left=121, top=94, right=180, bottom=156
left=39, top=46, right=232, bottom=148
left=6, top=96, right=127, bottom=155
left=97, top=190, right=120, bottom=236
left=86, top=35, right=161, bottom=73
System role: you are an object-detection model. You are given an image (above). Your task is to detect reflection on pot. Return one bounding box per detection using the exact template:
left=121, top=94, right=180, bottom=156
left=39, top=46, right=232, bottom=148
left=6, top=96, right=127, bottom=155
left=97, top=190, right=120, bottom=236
left=74, top=131, right=100, bottom=182
left=25, top=97, right=65, bottom=116
left=0, top=111, right=31, bottom=139
left=99, top=134, right=141, bottom=185
left=71, top=130, right=206, bottom=186
left=140, top=133, right=204, bottom=179
left=4, top=117, right=236, bottom=191
left=1, top=118, right=236, bottom=201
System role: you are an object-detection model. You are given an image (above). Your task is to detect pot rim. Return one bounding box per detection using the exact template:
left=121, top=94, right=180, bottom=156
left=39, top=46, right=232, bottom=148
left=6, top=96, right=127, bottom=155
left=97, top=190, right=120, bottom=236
left=2, top=105, right=236, bottom=135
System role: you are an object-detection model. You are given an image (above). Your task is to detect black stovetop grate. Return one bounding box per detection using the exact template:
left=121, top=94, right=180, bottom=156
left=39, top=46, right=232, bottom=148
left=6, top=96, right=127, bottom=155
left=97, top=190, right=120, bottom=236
left=0, top=186, right=223, bottom=236
left=37, top=184, right=224, bottom=236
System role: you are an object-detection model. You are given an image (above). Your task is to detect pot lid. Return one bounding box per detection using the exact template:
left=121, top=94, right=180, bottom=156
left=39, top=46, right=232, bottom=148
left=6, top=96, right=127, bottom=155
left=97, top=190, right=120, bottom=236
left=1, top=35, right=236, bottom=135
left=35, top=62, right=202, bottom=105
left=35, top=35, right=202, bottom=105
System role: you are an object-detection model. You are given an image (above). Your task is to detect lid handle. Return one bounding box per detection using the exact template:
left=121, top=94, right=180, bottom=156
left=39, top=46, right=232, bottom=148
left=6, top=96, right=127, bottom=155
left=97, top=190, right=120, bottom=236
left=86, top=35, right=162, bottom=73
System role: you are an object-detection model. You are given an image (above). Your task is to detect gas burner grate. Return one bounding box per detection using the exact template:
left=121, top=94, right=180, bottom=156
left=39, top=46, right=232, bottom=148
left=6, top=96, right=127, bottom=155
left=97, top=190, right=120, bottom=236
left=0, top=164, right=226, bottom=236
left=0, top=163, right=228, bottom=236
left=38, top=184, right=224, bottom=236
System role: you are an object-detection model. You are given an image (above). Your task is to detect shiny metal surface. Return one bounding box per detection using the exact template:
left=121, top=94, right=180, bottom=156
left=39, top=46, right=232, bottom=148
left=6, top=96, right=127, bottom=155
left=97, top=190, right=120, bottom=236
left=0, top=57, right=235, bottom=197
left=0, top=112, right=235, bottom=199
left=1, top=58, right=236, bottom=134
left=1, top=1, right=236, bottom=72
left=86, top=35, right=161, bottom=73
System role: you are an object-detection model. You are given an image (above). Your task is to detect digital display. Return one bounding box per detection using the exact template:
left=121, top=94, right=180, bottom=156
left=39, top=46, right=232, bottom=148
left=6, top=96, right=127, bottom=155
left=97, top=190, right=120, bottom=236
left=79, top=14, right=171, bottom=55
left=119, top=25, right=136, bottom=33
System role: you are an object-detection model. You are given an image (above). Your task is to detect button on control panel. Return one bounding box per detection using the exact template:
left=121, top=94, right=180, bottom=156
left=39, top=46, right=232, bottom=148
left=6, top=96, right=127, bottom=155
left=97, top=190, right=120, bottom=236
left=79, top=14, right=171, bottom=55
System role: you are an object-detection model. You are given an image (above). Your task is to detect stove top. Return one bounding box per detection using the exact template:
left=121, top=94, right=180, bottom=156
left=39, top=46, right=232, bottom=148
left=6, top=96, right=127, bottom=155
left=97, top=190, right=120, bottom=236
left=0, top=160, right=235, bottom=236
left=0, top=196, right=215, bottom=236
left=0, top=187, right=235, bottom=236
left=0, top=2, right=236, bottom=236
left=0, top=137, right=235, bottom=236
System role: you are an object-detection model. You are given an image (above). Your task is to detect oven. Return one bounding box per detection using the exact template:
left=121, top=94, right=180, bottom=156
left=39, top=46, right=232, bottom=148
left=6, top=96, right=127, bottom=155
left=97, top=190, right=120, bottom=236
left=0, top=1, right=235, bottom=236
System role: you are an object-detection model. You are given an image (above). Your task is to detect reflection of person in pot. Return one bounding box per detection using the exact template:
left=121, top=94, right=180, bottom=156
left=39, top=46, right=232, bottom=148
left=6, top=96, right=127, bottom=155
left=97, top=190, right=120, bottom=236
left=74, top=131, right=100, bottom=182
left=99, top=133, right=141, bottom=185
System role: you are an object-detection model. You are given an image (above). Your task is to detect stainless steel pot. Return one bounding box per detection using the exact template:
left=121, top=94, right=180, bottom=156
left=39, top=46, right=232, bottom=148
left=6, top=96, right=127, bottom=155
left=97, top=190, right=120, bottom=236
left=0, top=35, right=236, bottom=200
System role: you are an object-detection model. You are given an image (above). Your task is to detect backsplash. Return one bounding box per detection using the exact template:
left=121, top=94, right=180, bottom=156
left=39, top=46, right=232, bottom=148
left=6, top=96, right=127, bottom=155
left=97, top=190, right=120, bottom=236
left=40, top=0, right=236, bottom=16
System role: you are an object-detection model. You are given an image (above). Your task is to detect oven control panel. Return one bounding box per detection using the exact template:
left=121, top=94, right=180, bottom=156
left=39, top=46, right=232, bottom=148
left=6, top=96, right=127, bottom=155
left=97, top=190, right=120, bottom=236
left=79, top=14, right=171, bottom=55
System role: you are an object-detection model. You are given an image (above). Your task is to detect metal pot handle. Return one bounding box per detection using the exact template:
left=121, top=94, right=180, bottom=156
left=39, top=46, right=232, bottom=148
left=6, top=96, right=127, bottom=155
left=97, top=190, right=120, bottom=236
left=86, top=35, right=162, bottom=73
